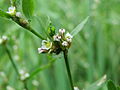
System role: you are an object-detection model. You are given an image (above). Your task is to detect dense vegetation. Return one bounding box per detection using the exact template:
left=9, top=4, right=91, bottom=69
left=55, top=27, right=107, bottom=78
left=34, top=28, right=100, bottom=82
left=0, top=0, right=120, bottom=90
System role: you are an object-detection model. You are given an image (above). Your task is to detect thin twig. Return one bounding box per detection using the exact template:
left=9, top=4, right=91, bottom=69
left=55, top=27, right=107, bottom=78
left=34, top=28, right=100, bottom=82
left=63, top=50, right=74, bottom=90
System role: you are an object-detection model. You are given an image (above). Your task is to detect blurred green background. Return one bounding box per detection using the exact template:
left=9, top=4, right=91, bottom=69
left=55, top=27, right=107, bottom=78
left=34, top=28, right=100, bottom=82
left=0, top=0, right=120, bottom=90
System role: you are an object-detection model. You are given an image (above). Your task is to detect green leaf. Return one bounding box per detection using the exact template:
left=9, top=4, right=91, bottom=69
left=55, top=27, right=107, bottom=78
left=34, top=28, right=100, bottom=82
left=22, top=0, right=34, bottom=19
left=107, top=80, right=117, bottom=90
left=71, top=16, right=89, bottom=36
left=84, top=75, right=107, bottom=90
left=116, top=86, right=120, bottom=90
left=0, top=9, right=11, bottom=18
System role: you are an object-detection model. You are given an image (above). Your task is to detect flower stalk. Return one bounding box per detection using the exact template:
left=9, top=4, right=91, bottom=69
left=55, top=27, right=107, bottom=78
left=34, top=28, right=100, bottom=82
left=63, top=50, right=74, bottom=90
left=5, top=45, right=28, bottom=90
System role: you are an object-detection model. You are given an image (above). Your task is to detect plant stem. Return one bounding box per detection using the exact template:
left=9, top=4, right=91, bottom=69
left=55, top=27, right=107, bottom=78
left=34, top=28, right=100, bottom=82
left=5, top=45, right=19, bottom=75
left=5, top=45, right=28, bottom=90
left=12, top=17, right=45, bottom=40
left=63, top=50, right=74, bottom=90
left=28, top=27, right=45, bottom=40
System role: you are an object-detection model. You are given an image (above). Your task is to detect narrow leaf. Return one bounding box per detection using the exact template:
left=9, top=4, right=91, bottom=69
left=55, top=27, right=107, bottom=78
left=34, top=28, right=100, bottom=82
left=84, top=75, right=107, bottom=90
left=107, top=80, right=117, bottom=90
left=71, top=16, right=89, bottom=36
left=22, top=0, right=34, bottom=19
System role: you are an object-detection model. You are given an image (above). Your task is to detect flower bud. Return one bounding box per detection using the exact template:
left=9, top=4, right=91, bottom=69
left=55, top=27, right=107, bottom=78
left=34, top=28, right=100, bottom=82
left=16, top=12, right=22, bottom=17
left=65, top=33, right=73, bottom=42
left=62, top=41, right=68, bottom=47
left=59, top=29, right=65, bottom=35
left=53, top=34, right=61, bottom=41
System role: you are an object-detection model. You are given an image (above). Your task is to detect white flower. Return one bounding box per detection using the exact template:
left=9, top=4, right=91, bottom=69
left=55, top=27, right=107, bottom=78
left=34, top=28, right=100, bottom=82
left=38, top=48, right=47, bottom=53
left=59, top=29, right=65, bottom=34
left=7, top=6, right=16, bottom=15
left=62, top=41, right=68, bottom=46
left=74, top=87, right=79, bottom=90
left=16, top=12, right=22, bottom=17
left=32, top=80, right=39, bottom=86
left=53, top=34, right=61, bottom=41
left=38, top=40, right=52, bottom=53
left=65, top=33, right=73, bottom=42
left=2, top=35, right=8, bottom=41
left=0, top=35, right=8, bottom=44
left=6, top=85, right=15, bottom=90
left=19, top=69, right=30, bottom=80
left=41, top=40, right=52, bottom=50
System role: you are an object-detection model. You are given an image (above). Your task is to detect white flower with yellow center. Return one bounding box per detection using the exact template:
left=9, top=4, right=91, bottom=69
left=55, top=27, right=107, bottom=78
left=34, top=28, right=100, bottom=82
left=41, top=40, right=52, bottom=50
left=62, top=41, right=68, bottom=46
left=59, top=29, right=65, bottom=34
left=38, top=40, right=52, bottom=53
left=65, top=33, right=73, bottom=42
left=7, top=6, right=16, bottom=16
left=53, top=34, right=61, bottom=41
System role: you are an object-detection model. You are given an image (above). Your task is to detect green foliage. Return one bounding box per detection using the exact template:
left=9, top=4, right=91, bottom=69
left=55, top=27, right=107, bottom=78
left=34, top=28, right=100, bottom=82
left=107, top=80, right=120, bottom=90
left=0, top=0, right=120, bottom=90
left=22, top=0, right=34, bottom=19
left=0, top=9, right=11, bottom=18
left=85, top=75, right=107, bottom=90
left=71, top=16, right=89, bottom=37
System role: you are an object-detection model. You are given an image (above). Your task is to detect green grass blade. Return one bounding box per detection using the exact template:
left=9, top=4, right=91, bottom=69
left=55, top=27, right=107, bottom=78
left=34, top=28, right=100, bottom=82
left=71, top=16, right=89, bottom=37
left=84, top=75, right=107, bottom=90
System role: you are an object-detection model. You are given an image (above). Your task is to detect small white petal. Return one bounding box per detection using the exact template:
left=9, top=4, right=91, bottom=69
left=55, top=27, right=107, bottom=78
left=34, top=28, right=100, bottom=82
left=65, top=33, right=73, bottom=42
left=16, top=12, right=22, bottom=17
left=25, top=73, right=30, bottom=78
left=2, top=35, right=8, bottom=40
left=6, top=85, right=15, bottom=90
left=74, top=87, right=79, bottom=90
left=62, top=41, right=68, bottom=46
left=65, top=33, right=73, bottom=38
left=59, top=29, right=65, bottom=34
left=53, top=34, right=61, bottom=41
left=19, top=70, right=25, bottom=75
left=32, top=80, right=39, bottom=86
left=7, top=6, right=16, bottom=15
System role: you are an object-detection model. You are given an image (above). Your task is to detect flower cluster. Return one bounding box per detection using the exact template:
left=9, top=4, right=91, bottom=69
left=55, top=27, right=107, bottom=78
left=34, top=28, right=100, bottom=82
left=7, top=6, right=22, bottom=17
left=19, top=69, right=30, bottom=81
left=38, top=29, right=73, bottom=54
